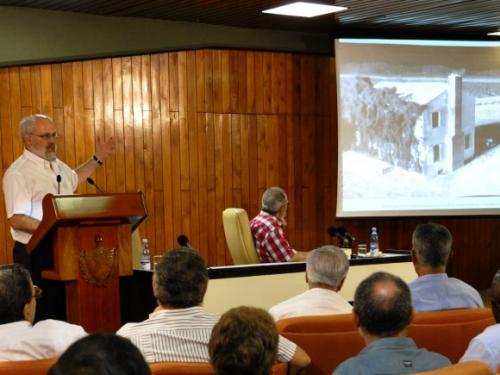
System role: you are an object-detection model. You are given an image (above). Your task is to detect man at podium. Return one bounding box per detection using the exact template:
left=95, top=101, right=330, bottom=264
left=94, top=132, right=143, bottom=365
left=2, top=114, right=114, bottom=320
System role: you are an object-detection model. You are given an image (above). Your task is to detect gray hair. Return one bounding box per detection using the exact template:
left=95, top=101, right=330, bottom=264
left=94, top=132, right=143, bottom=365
left=261, top=187, right=288, bottom=214
left=19, top=114, right=53, bottom=143
left=491, top=269, right=500, bottom=300
left=491, top=269, right=500, bottom=322
left=306, top=245, right=349, bottom=289
left=412, top=223, right=452, bottom=268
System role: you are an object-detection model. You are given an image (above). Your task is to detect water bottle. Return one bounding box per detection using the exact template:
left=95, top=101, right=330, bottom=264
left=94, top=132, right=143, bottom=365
left=369, top=227, right=379, bottom=256
left=140, top=239, right=151, bottom=271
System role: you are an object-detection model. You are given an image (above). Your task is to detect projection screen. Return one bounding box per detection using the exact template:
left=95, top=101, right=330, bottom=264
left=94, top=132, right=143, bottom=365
left=335, top=38, right=500, bottom=218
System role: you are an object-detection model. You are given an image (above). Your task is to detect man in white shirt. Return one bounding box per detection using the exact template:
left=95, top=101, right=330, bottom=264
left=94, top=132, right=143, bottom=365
left=460, top=269, right=500, bottom=372
left=117, top=248, right=311, bottom=374
left=269, top=245, right=352, bottom=321
left=2, top=114, right=114, bottom=320
left=0, top=264, right=86, bottom=361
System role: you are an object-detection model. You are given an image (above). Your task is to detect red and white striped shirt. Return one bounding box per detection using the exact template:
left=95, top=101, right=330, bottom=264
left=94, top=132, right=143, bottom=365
left=250, top=211, right=296, bottom=263
left=117, top=306, right=297, bottom=363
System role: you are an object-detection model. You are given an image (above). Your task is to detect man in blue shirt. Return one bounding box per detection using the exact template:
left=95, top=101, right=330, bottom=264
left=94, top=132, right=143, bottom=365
left=409, top=223, right=483, bottom=312
left=334, top=272, right=450, bottom=375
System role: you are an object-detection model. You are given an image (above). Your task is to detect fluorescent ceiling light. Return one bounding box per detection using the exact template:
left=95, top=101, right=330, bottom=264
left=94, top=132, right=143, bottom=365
left=487, top=31, right=500, bottom=36
left=263, top=2, right=347, bottom=18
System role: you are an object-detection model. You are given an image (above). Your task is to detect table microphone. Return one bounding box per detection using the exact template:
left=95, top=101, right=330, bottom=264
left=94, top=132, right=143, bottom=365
left=177, top=234, right=192, bottom=249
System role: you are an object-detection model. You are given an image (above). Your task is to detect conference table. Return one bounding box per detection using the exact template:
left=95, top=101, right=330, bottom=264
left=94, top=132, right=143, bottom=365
left=120, top=250, right=415, bottom=322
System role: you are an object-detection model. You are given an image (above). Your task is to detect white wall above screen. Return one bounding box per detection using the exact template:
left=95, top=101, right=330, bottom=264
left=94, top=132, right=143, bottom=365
left=335, top=38, right=500, bottom=217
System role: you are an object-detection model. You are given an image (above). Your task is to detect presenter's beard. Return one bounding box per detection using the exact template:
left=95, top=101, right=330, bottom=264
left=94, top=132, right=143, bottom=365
left=44, top=143, right=57, bottom=161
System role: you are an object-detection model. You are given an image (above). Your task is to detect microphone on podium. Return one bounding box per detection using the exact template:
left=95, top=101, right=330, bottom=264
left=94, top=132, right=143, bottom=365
left=86, top=177, right=105, bottom=193
left=56, top=174, right=61, bottom=195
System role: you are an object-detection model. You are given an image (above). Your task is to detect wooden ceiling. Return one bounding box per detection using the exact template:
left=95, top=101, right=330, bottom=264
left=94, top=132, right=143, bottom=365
left=2, top=0, right=500, bottom=40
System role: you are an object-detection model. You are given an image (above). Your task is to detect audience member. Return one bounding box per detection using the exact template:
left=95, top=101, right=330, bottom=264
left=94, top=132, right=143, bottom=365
left=48, top=333, right=150, bottom=375
left=409, top=223, right=483, bottom=311
left=460, top=269, right=500, bottom=372
left=117, top=248, right=310, bottom=374
left=334, top=271, right=450, bottom=374
left=209, top=306, right=279, bottom=375
left=250, top=187, right=308, bottom=262
left=0, top=264, right=86, bottom=361
left=269, top=246, right=352, bottom=320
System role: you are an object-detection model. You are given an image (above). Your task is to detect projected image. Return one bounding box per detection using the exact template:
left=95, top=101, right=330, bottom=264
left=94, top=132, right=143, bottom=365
left=336, top=39, right=500, bottom=217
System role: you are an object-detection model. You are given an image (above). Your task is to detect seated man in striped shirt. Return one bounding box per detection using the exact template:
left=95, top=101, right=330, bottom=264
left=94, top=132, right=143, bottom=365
left=117, top=248, right=310, bottom=374
left=250, top=187, right=308, bottom=263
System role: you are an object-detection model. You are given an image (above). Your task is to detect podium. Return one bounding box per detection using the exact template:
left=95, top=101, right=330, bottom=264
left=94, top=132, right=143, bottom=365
left=27, top=192, right=147, bottom=332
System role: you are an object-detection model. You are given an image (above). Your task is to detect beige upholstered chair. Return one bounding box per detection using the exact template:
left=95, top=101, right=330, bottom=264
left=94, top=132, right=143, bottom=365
left=222, top=208, right=259, bottom=264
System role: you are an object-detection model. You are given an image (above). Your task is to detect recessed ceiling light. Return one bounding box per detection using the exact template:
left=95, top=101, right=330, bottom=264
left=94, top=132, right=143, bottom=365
left=487, top=31, right=500, bottom=36
left=263, top=2, right=347, bottom=18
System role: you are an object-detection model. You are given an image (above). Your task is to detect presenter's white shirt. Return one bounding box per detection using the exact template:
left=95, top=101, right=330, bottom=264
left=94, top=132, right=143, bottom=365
left=269, top=287, right=352, bottom=321
left=2, top=149, right=78, bottom=244
left=0, top=319, right=87, bottom=361
left=460, top=323, right=500, bottom=372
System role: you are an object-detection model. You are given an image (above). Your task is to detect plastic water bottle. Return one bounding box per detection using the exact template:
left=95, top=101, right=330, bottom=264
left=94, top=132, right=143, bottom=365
left=369, top=227, right=379, bottom=256
left=140, top=239, right=151, bottom=271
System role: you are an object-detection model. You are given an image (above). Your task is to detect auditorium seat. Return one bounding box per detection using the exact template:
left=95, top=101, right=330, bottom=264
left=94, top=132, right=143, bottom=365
left=0, top=357, right=57, bottom=375
left=149, top=361, right=288, bottom=374
left=276, top=313, right=364, bottom=375
left=408, top=307, right=495, bottom=363
left=276, top=308, right=495, bottom=375
left=413, top=360, right=493, bottom=375
left=222, top=208, right=259, bottom=264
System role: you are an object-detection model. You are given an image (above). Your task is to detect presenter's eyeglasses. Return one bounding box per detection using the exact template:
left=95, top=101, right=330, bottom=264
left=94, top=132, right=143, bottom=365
left=32, top=132, right=58, bottom=140
left=32, top=285, right=43, bottom=300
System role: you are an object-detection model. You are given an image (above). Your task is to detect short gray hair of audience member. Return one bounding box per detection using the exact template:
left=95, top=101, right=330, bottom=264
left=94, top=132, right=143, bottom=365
left=412, top=222, right=452, bottom=268
left=490, top=269, right=500, bottom=322
left=19, top=114, right=53, bottom=143
left=306, top=246, right=349, bottom=290
left=0, top=264, right=32, bottom=325
left=153, top=247, right=208, bottom=308
left=48, top=333, right=150, bottom=375
left=209, top=306, right=279, bottom=375
left=261, top=187, right=288, bottom=214
left=354, top=271, right=412, bottom=338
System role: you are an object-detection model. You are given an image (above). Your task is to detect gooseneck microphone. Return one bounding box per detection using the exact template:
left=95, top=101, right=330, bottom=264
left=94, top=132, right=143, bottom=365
left=56, top=174, right=61, bottom=194
left=86, top=177, right=105, bottom=193
left=177, top=234, right=192, bottom=249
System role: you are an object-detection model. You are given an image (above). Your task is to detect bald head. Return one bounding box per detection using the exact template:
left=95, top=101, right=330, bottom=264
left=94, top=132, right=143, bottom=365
left=353, top=272, right=412, bottom=338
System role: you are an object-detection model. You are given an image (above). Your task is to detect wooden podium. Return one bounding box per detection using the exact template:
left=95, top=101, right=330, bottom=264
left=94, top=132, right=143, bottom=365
left=27, top=192, right=147, bottom=333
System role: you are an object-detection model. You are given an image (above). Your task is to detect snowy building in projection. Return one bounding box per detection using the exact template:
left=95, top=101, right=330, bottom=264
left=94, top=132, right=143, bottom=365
left=375, top=74, right=475, bottom=177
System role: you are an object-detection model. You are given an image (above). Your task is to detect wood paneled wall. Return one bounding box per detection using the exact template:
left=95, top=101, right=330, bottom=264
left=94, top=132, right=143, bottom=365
left=0, top=49, right=498, bottom=290
left=0, top=49, right=336, bottom=267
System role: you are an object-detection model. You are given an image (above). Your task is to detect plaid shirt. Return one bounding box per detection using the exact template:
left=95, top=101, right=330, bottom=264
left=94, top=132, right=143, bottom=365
left=250, top=211, right=296, bottom=263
